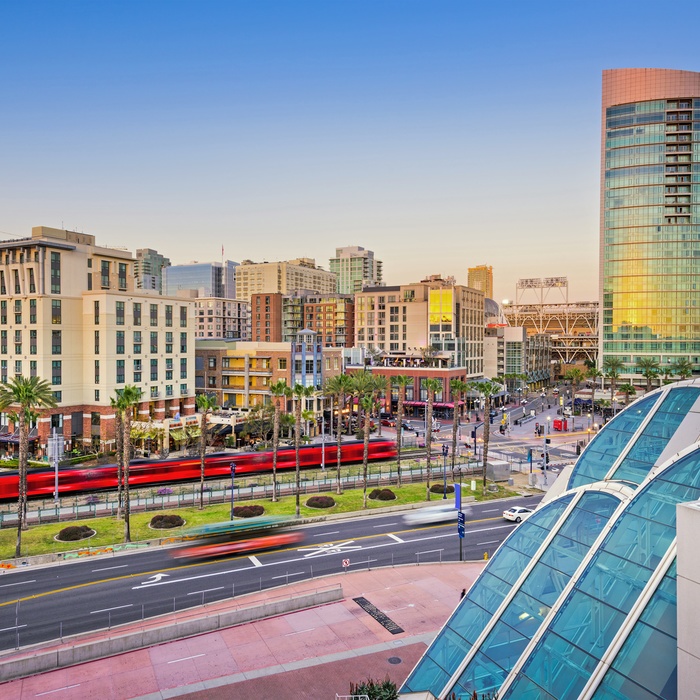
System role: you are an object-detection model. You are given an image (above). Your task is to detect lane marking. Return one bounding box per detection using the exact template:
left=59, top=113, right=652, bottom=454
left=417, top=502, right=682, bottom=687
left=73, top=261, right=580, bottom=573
left=285, top=627, right=314, bottom=636
left=0, top=579, right=35, bottom=588
left=249, top=555, right=263, bottom=567
left=373, top=522, right=397, bottom=528
left=167, top=653, right=205, bottom=664
left=90, top=604, right=133, bottom=615
left=91, top=565, right=128, bottom=572
left=313, top=530, right=339, bottom=537
left=0, top=624, right=27, bottom=632
left=477, top=540, right=500, bottom=546
left=481, top=509, right=498, bottom=513
left=36, top=684, right=81, bottom=696
left=271, top=572, right=305, bottom=580
left=387, top=533, right=404, bottom=543
left=187, top=587, right=224, bottom=596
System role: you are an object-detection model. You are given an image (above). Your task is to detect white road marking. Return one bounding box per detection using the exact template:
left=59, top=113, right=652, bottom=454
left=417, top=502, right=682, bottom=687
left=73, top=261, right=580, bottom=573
left=481, top=509, right=498, bottom=513
left=35, top=684, right=81, bottom=696
left=285, top=628, right=314, bottom=636
left=313, top=530, right=339, bottom=537
left=0, top=579, right=35, bottom=587
left=299, top=540, right=363, bottom=557
left=249, top=555, right=263, bottom=567
left=141, top=573, right=170, bottom=585
left=90, top=604, right=133, bottom=614
left=477, top=540, right=500, bottom=546
left=187, top=587, right=224, bottom=596
left=0, top=624, right=27, bottom=632
left=92, top=565, right=128, bottom=572
left=387, top=533, right=404, bottom=543
left=167, top=654, right=205, bottom=664
left=373, top=522, right=398, bottom=528
left=271, top=571, right=305, bottom=580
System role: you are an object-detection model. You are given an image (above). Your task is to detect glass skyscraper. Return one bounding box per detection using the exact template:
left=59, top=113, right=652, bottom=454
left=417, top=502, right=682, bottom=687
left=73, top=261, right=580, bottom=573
left=601, top=68, right=700, bottom=378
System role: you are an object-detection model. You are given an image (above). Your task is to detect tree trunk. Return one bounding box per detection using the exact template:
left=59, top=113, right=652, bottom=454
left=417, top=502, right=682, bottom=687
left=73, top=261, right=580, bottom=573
left=426, top=395, right=433, bottom=501
left=336, top=393, right=343, bottom=496
left=115, top=412, right=123, bottom=519
left=123, top=412, right=132, bottom=543
left=396, top=388, right=405, bottom=488
left=482, top=397, right=491, bottom=493
left=15, top=413, right=27, bottom=558
left=272, top=402, right=280, bottom=502
left=199, top=412, right=207, bottom=509
left=294, top=401, right=301, bottom=518
left=362, top=406, right=370, bottom=508
left=451, top=392, right=459, bottom=476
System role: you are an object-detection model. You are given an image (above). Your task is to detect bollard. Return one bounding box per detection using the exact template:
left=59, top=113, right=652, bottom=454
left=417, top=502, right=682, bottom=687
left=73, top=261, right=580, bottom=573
left=483, top=551, right=489, bottom=561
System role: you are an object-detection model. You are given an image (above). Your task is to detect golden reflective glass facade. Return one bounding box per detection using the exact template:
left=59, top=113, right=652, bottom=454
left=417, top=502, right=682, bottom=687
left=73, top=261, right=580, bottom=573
left=602, top=69, right=700, bottom=372
left=429, top=289, right=453, bottom=326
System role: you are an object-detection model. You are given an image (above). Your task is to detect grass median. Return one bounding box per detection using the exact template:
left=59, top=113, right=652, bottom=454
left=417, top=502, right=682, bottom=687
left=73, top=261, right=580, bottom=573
left=0, top=480, right=517, bottom=560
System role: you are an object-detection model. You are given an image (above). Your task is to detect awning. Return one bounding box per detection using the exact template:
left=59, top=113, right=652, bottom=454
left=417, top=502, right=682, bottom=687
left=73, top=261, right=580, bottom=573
left=402, top=401, right=464, bottom=408
left=0, top=428, right=39, bottom=444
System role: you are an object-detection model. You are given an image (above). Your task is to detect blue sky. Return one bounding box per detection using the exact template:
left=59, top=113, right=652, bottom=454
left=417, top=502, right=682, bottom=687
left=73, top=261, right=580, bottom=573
left=1, top=0, right=698, bottom=302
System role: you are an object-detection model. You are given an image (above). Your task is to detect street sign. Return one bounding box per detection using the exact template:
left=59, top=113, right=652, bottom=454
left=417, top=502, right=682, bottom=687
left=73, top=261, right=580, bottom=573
left=457, top=511, right=465, bottom=526
left=342, top=559, right=350, bottom=568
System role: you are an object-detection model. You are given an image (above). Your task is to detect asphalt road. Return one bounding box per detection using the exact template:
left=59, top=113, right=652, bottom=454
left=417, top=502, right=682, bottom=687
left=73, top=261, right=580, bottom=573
left=0, top=495, right=540, bottom=651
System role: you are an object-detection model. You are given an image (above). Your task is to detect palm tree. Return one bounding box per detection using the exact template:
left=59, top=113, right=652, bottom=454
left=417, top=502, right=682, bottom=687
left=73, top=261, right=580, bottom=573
left=637, top=357, right=660, bottom=393
left=110, top=395, right=124, bottom=518
left=372, top=374, right=388, bottom=438
left=195, top=393, right=219, bottom=509
left=113, top=385, right=142, bottom=543
left=468, top=379, right=502, bottom=493
left=602, top=356, right=625, bottom=415
left=360, top=392, right=375, bottom=508
left=670, top=357, right=694, bottom=380
left=618, top=382, right=636, bottom=407
left=423, top=378, right=443, bottom=501
left=292, top=384, right=314, bottom=517
left=325, top=374, right=353, bottom=495
left=392, top=375, right=412, bottom=488
left=449, top=379, right=469, bottom=476
left=0, top=377, right=57, bottom=558
left=269, top=380, right=289, bottom=502
left=564, top=368, right=585, bottom=395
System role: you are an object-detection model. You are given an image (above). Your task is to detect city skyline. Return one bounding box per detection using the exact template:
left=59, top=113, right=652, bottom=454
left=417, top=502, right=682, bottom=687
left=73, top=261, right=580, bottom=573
left=2, top=0, right=700, bottom=302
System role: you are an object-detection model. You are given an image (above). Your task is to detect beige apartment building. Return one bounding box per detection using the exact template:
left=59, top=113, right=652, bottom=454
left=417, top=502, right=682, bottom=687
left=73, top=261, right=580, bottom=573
left=0, top=226, right=196, bottom=454
left=354, top=276, right=484, bottom=377
left=235, top=258, right=337, bottom=300
left=467, top=264, right=494, bottom=299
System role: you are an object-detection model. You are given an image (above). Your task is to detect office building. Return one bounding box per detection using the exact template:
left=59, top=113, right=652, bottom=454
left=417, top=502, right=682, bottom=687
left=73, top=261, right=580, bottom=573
left=163, top=260, right=237, bottom=299
left=404, top=379, right=700, bottom=699
left=467, top=264, right=493, bottom=299
left=134, top=248, right=170, bottom=293
left=235, top=258, right=336, bottom=300
left=601, top=68, right=700, bottom=378
left=193, top=298, right=249, bottom=340
left=0, top=227, right=195, bottom=454
left=329, top=246, right=383, bottom=294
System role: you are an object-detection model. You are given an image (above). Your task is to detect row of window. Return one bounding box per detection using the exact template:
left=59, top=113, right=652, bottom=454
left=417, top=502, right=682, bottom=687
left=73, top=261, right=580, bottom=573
left=105, top=301, right=187, bottom=327
left=110, top=358, right=188, bottom=384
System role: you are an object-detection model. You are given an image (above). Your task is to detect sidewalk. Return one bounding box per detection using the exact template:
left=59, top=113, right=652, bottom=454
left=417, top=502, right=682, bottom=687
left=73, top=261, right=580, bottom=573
left=0, top=562, right=485, bottom=700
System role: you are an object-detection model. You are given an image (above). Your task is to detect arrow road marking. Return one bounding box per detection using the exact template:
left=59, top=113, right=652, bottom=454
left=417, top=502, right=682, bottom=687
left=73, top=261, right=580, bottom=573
left=138, top=573, right=170, bottom=586
left=298, top=540, right=364, bottom=558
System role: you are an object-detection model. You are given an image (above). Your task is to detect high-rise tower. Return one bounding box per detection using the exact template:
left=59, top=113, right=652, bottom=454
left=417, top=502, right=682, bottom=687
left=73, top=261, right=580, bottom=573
left=601, top=68, right=700, bottom=378
left=467, top=264, right=493, bottom=299
left=329, top=246, right=383, bottom=294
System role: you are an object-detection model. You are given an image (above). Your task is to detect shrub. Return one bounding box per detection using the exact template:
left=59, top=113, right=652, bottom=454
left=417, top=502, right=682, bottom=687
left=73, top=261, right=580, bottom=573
left=369, top=488, right=396, bottom=501
left=306, top=496, right=336, bottom=509
left=430, top=484, right=455, bottom=494
left=57, top=525, right=95, bottom=542
left=150, top=514, right=185, bottom=529
left=85, top=494, right=101, bottom=505
left=349, top=677, right=398, bottom=700
left=232, top=505, right=264, bottom=518
left=156, top=487, right=174, bottom=496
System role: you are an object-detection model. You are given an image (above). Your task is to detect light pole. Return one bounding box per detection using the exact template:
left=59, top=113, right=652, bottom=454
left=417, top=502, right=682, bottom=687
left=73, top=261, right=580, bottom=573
left=229, top=463, right=236, bottom=520
left=442, top=444, right=449, bottom=499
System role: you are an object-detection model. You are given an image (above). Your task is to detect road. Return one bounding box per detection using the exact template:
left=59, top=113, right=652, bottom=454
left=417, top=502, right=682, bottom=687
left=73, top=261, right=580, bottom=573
left=0, top=495, right=540, bottom=652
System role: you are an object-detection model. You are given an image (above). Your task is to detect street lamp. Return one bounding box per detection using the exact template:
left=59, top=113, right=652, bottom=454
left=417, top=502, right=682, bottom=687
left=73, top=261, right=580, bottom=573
left=229, top=463, right=237, bottom=520
left=442, top=444, right=449, bottom=499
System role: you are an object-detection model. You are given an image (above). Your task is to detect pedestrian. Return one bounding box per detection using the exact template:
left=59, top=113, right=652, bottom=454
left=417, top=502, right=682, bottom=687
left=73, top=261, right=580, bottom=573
left=460, top=588, right=466, bottom=600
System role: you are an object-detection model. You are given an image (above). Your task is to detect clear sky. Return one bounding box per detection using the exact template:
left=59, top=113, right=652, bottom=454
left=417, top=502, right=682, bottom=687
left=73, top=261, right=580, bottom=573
left=1, top=0, right=699, bottom=303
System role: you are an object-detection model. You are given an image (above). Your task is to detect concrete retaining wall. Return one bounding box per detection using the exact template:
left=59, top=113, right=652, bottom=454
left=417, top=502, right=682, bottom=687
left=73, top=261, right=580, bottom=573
left=0, top=585, right=343, bottom=682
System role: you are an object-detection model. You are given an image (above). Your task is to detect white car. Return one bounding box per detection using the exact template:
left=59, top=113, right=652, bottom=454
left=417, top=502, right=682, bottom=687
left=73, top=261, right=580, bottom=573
left=403, top=504, right=462, bottom=526
left=502, top=506, right=533, bottom=523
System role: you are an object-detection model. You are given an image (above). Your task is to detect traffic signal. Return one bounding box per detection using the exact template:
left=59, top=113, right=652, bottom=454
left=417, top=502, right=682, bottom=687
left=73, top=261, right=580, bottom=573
left=545, top=453, right=550, bottom=464
left=545, top=438, right=551, bottom=444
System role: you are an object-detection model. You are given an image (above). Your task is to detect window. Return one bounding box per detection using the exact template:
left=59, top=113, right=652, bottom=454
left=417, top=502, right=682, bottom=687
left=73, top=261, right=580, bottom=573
left=180, top=306, right=187, bottom=327
left=52, top=330, right=61, bottom=354
left=278, top=358, right=287, bottom=370
left=133, top=330, right=142, bottom=354
left=166, top=385, right=173, bottom=397
left=28, top=268, right=35, bottom=294
left=50, top=252, right=61, bottom=293
left=95, top=390, right=100, bottom=402
left=116, top=301, right=125, bottom=326
left=94, top=330, right=100, bottom=354
left=180, top=383, right=188, bottom=394
left=13, top=269, right=20, bottom=294
left=51, top=300, right=61, bottom=324
left=118, top=263, right=127, bottom=290
left=29, top=330, right=37, bottom=355
left=0, top=301, right=5, bottom=325
left=94, top=360, right=100, bottom=384
left=0, top=360, right=6, bottom=382
left=133, top=302, right=141, bottom=326
left=150, top=304, right=158, bottom=326
left=1, top=330, right=7, bottom=354
left=116, top=330, right=125, bottom=354
left=14, top=360, right=21, bottom=376
left=94, top=300, right=100, bottom=324
left=87, top=272, right=92, bottom=290
left=180, top=332, right=187, bottom=353
left=134, top=358, right=141, bottom=382
left=180, top=358, right=187, bottom=379
left=150, top=331, right=158, bottom=353
left=51, top=360, right=62, bottom=385
left=116, top=359, right=125, bottom=384
left=150, top=358, right=158, bottom=381
left=0, top=271, right=4, bottom=295
left=52, top=391, right=62, bottom=402
left=29, top=298, right=36, bottom=324
left=101, top=260, right=110, bottom=288
left=30, top=360, right=37, bottom=378
left=165, top=305, right=173, bottom=327
left=165, top=331, right=173, bottom=353
left=208, top=357, right=216, bottom=369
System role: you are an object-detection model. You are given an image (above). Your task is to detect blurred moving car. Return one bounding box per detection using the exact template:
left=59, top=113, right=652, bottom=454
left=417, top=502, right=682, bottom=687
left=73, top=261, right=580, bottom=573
left=502, top=506, right=533, bottom=523
left=403, top=503, right=464, bottom=526
left=380, top=418, right=396, bottom=427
